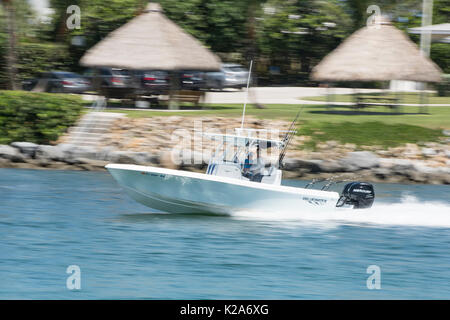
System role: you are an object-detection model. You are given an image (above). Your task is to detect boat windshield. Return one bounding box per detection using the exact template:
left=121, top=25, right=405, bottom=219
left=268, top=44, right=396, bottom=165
left=202, top=128, right=295, bottom=184
left=206, top=130, right=280, bottom=167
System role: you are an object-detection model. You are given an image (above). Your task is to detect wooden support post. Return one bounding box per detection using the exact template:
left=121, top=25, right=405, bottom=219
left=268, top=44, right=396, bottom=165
left=169, top=71, right=180, bottom=110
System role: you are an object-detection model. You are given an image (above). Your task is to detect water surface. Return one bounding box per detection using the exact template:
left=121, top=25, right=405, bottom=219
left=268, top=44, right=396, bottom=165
left=0, top=168, right=449, bottom=299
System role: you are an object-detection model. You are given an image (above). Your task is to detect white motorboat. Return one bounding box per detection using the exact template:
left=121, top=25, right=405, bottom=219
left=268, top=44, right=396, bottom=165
left=106, top=62, right=374, bottom=214
left=106, top=129, right=375, bottom=214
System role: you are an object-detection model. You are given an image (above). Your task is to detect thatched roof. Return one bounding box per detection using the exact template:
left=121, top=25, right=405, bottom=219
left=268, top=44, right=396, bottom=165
left=80, top=3, right=221, bottom=71
left=311, top=19, right=442, bottom=83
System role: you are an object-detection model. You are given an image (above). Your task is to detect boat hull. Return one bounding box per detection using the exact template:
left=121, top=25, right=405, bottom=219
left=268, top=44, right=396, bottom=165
left=106, top=164, right=340, bottom=214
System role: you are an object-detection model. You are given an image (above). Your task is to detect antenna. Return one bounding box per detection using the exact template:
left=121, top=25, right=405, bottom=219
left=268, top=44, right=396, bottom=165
left=240, top=60, right=253, bottom=130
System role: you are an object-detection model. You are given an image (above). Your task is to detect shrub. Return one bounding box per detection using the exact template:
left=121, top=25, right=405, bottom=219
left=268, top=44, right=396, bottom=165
left=0, top=90, right=85, bottom=144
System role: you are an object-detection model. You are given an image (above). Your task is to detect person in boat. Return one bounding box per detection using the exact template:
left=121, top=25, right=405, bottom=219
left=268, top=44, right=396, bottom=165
left=250, top=146, right=265, bottom=177
left=243, top=146, right=265, bottom=180
left=243, top=152, right=254, bottom=176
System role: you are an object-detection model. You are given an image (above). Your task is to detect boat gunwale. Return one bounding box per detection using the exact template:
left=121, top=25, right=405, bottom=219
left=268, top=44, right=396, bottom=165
left=105, top=163, right=340, bottom=199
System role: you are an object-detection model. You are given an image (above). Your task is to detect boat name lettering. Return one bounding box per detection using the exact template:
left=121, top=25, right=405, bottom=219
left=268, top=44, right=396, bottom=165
left=150, top=173, right=166, bottom=178
left=302, top=197, right=327, bottom=205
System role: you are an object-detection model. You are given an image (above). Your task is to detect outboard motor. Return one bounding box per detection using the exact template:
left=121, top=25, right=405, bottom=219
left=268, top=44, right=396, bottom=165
left=336, top=182, right=375, bottom=209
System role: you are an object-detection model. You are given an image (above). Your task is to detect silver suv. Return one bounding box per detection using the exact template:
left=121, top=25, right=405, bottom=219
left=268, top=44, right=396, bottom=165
left=84, top=68, right=137, bottom=99
left=206, top=63, right=251, bottom=90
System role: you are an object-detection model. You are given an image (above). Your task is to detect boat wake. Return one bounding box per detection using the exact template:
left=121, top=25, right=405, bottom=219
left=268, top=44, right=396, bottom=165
left=231, top=195, right=450, bottom=228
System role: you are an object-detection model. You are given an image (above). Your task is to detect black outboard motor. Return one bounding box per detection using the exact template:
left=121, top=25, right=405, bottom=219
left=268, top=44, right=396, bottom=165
left=336, top=182, right=375, bottom=209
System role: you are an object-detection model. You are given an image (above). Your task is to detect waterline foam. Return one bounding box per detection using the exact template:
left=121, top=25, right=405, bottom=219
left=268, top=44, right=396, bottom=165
left=232, top=195, right=450, bottom=228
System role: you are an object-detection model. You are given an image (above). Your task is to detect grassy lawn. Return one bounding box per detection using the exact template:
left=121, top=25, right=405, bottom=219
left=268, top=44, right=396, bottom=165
left=99, top=103, right=449, bottom=150
left=302, top=92, right=450, bottom=105
left=102, top=103, right=450, bottom=128
left=1, top=90, right=445, bottom=149
left=299, top=121, right=445, bottom=150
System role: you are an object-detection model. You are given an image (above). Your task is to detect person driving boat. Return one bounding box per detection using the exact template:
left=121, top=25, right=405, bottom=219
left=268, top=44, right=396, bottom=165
left=250, top=146, right=265, bottom=175
left=243, top=146, right=265, bottom=180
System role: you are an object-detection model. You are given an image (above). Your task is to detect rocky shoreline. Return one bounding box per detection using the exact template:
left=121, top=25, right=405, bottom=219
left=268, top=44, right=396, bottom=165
left=0, top=115, right=448, bottom=184
left=1, top=141, right=449, bottom=184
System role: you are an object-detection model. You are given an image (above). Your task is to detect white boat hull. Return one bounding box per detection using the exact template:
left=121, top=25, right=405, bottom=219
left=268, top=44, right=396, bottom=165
left=106, top=164, right=340, bottom=214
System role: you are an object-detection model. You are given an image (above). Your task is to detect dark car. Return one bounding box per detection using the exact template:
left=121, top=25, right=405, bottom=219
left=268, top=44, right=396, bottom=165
left=22, top=71, right=91, bottom=93
left=84, top=68, right=137, bottom=99
left=133, top=70, right=170, bottom=95
left=180, top=71, right=206, bottom=90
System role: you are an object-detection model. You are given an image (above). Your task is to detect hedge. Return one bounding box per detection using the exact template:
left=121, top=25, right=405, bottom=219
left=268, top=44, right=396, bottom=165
left=0, top=91, right=85, bottom=144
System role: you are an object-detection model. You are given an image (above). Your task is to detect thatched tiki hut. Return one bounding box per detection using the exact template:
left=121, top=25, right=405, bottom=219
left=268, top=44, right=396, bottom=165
left=310, top=17, right=442, bottom=109
left=80, top=3, right=221, bottom=107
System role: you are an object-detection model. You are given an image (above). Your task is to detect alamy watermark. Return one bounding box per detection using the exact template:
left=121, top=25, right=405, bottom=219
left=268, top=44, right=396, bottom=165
left=66, top=265, right=81, bottom=290
left=66, top=5, right=81, bottom=30
left=169, top=120, right=282, bottom=166
left=366, top=265, right=381, bottom=290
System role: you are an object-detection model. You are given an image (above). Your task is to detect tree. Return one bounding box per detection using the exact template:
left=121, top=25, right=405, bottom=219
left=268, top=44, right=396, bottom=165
left=2, top=0, right=448, bottom=89
left=0, top=0, right=43, bottom=88
left=44, top=0, right=147, bottom=71
left=2, top=0, right=19, bottom=89
left=162, top=0, right=250, bottom=54
left=257, top=0, right=352, bottom=82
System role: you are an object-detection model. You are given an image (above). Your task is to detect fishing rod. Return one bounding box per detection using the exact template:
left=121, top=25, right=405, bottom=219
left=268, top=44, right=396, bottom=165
left=278, top=108, right=302, bottom=168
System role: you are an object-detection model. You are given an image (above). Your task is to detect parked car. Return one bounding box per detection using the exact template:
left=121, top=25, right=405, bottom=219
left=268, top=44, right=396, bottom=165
left=133, top=70, right=170, bottom=95
left=22, top=78, right=38, bottom=91
left=22, top=71, right=91, bottom=93
left=180, top=70, right=206, bottom=90
left=206, top=63, right=251, bottom=90
left=84, top=67, right=137, bottom=99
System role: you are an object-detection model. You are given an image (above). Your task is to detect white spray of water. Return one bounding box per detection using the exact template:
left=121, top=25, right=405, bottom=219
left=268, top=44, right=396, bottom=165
left=231, top=195, right=450, bottom=228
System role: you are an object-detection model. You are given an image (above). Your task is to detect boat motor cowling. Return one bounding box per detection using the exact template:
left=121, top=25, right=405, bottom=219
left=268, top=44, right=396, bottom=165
left=336, top=182, right=375, bottom=209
